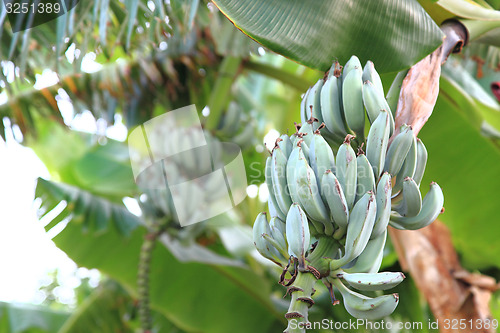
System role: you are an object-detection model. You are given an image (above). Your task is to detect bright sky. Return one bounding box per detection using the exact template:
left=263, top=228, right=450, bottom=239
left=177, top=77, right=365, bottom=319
left=0, top=131, right=80, bottom=304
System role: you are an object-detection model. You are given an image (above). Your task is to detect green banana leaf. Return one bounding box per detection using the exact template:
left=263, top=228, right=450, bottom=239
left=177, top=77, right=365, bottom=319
left=212, top=0, right=444, bottom=73
left=35, top=178, right=281, bottom=332
left=58, top=281, right=134, bottom=333
left=0, top=302, right=69, bottom=333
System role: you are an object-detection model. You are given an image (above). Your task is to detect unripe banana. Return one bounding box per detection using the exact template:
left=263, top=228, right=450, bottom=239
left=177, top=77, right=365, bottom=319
left=269, top=217, right=289, bottom=258
left=336, top=136, right=358, bottom=209
left=321, top=62, right=348, bottom=138
left=232, top=122, right=255, bottom=149
left=390, top=182, right=444, bottom=230
left=278, top=134, right=293, bottom=158
left=270, top=215, right=286, bottom=236
left=305, top=80, right=324, bottom=131
left=294, top=121, right=315, bottom=147
left=286, top=203, right=311, bottom=269
left=371, top=172, right=392, bottom=239
left=413, top=138, right=428, bottom=187
left=355, top=153, right=376, bottom=203
left=309, top=130, right=336, bottom=189
left=385, top=69, right=409, bottom=115
left=286, top=143, right=302, bottom=206
left=321, top=170, right=349, bottom=229
left=363, top=84, right=395, bottom=138
left=330, top=278, right=399, bottom=320
left=300, top=88, right=311, bottom=125
left=266, top=156, right=286, bottom=220
left=218, top=101, right=241, bottom=136
left=343, top=55, right=362, bottom=79
left=393, top=177, right=422, bottom=218
left=365, top=110, right=391, bottom=181
left=294, top=148, right=333, bottom=234
left=339, top=271, right=405, bottom=291
left=384, top=125, right=414, bottom=176
left=344, top=230, right=386, bottom=273
left=343, top=68, right=365, bottom=142
left=393, top=133, right=417, bottom=194
left=271, top=146, right=293, bottom=215
left=253, top=212, right=281, bottom=264
left=331, top=191, right=377, bottom=269
left=362, top=60, right=384, bottom=95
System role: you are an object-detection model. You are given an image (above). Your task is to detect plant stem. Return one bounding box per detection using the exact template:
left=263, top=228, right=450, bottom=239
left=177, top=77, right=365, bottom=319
left=284, top=271, right=317, bottom=333
left=243, top=60, right=313, bottom=91
left=307, top=237, right=339, bottom=277
left=138, top=224, right=162, bottom=333
left=205, top=56, right=242, bottom=130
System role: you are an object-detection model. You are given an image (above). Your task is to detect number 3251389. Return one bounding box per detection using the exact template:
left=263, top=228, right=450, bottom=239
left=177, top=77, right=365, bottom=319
left=5, top=2, right=62, bottom=14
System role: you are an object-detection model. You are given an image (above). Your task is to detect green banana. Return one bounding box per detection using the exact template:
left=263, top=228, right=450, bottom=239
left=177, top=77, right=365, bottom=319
left=321, top=170, right=349, bottom=229
left=393, top=132, right=417, bottom=194
left=342, top=67, right=365, bottom=142
left=266, top=156, right=286, bottom=220
left=365, top=110, right=390, bottom=181
left=393, top=177, right=422, bottom=218
left=384, top=125, right=414, bottom=176
left=362, top=60, right=384, bottom=95
left=385, top=69, right=409, bottom=115
left=300, top=87, right=312, bottom=125
left=362, top=80, right=395, bottom=135
left=253, top=212, right=281, bottom=264
left=344, top=230, right=387, bottom=273
left=343, top=55, right=362, bottom=79
left=305, top=79, right=324, bottom=130
left=270, top=215, right=286, bottom=236
left=271, top=146, right=293, bottom=215
left=232, top=122, right=255, bottom=149
left=294, top=121, right=315, bottom=147
left=321, top=62, right=348, bottom=138
left=294, top=148, right=333, bottom=234
left=278, top=134, right=293, bottom=158
left=413, top=138, right=428, bottom=186
left=286, top=203, right=311, bottom=269
left=339, top=271, right=405, bottom=291
left=335, top=136, right=358, bottom=209
left=371, top=172, right=392, bottom=239
left=309, top=131, right=336, bottom=189
left=355, top=153, right=376, bottom=203
left=331, top=191, right=377, bottom=269
left=286, top=143, right=302, bottom=206
left=390, top=182, right=444, bottom=230
left=218, top=101, right=241, bottom=136
left=331, top=278, right=399, bottom=320
left=269, top=217, right=289, bottom=258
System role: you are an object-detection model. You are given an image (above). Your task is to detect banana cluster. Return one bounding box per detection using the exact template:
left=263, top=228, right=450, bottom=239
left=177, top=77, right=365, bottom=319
left=300, top=56, right=395, bottom=146
left=215, top=101, right=258, bottom=149
left=253, top=56, right=445, bottom=326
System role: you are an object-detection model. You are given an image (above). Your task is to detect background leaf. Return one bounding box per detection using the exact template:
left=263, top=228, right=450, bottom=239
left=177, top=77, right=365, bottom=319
left=212, top=0, right=444, bottom=73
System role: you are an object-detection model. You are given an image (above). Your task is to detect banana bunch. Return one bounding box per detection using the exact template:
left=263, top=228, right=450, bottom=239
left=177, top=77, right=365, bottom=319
left=215, top=101, right=258, bottom=150
left=300, top=56, right=395, bottom=147
left=253, top=56, right=445, bottom=328
left=136, top=128, right=228, bottom=239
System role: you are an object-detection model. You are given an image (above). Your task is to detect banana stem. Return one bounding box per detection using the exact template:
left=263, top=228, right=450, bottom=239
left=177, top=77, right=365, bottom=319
left=284, top=271, right=317, bottom=333
left=138, top=224, right=163, bottom=333
left=205, top=56, right=242, bottom=130
left=307, top=237, right=339, bottom=276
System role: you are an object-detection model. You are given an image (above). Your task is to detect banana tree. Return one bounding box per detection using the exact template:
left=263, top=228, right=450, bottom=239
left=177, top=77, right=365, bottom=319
left=1, top=0, right=500, bottom=332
